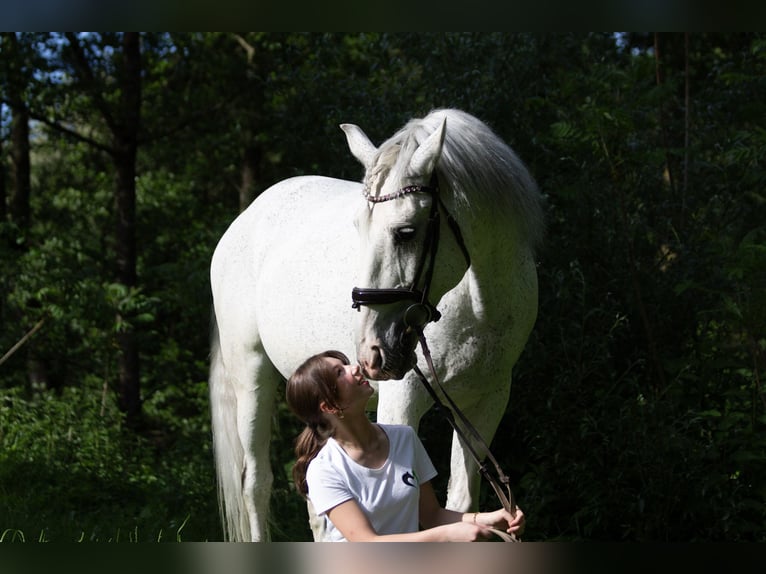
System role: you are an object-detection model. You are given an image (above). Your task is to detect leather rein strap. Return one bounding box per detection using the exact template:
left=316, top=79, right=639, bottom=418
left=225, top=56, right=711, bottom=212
left=353, top=173, right=520, bottom=542
left=412, top=329, right=519, bottom=543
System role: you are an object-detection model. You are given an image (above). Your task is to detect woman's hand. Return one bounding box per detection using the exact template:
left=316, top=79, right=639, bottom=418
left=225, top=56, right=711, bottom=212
left=474, top=506, right=525, bottom=536
left=436, top=521, right=499, bottom=542
left=435, top=507, right=527, bottom=542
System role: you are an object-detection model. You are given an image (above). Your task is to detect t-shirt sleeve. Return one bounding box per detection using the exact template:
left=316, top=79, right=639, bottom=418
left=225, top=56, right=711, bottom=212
left=305, top=455, right=354, bottom=516
left=409, top=427, right=438, bottom=484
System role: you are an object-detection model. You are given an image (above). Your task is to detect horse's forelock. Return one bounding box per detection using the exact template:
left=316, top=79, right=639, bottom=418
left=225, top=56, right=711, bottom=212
left=370, top=125, right=429, bottom=187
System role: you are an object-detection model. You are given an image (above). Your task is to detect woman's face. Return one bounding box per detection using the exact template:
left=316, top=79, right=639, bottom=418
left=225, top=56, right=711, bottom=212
left=324, top=356, right=374, bottom=411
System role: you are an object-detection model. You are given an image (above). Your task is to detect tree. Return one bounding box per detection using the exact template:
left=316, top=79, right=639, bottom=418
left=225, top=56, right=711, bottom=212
left=52, top=33, right=142, bottom=421
left=1, top=33, right=46, bottom=388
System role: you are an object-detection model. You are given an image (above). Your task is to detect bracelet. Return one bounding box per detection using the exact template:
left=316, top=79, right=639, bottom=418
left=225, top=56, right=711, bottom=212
left=473, top=512, right=479, bottom=524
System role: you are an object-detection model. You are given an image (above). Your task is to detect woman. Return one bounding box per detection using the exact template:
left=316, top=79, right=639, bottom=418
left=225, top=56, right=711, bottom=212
left=285, top=350, right=525, bottom=542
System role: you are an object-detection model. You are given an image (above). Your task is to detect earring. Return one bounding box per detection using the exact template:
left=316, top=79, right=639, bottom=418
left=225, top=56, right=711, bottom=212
left=337, top=409, right=345, bottom=420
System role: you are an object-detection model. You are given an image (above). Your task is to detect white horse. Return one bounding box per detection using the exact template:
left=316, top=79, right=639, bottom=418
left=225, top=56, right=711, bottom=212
left=208, top=108, right=544, bottom=541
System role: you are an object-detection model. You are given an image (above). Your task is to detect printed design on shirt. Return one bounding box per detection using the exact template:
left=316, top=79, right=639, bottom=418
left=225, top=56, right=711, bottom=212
left=401, top=469, right=418, bottom=487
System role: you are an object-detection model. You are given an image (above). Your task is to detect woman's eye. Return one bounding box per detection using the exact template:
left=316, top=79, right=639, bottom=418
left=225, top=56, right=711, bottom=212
left=393, top=226, right=416, bottom=244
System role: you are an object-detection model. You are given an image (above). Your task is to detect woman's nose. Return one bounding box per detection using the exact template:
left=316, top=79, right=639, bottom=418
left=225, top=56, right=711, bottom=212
left=350, top=364, right=360, bottom=376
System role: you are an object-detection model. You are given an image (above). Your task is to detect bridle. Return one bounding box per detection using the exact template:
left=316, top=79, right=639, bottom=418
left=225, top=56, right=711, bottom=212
left=351, top=173, right=520, bottom=542
left=351, top=172, right=470, bottom=330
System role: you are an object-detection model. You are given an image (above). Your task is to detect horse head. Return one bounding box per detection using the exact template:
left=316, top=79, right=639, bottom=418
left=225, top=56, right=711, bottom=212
left=341, top=114, right=471, bottom=380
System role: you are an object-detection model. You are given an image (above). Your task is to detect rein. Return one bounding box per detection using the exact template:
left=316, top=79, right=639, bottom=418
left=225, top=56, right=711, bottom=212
left=413, top=328, right=519, bottom=543
left=352, top=174, right=520, bottom=542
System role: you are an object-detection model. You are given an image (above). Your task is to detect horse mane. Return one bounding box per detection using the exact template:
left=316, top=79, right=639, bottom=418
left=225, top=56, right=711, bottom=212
left=374, top=108, right=545, bottom=252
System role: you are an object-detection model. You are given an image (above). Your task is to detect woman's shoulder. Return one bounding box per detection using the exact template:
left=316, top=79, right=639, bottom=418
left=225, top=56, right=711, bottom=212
left=306, top=439, right=337, bottom=472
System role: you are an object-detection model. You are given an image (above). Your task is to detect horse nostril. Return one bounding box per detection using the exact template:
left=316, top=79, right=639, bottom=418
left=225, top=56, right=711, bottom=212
left=360, top=346, right=385, bottom=379
left=369, top=346, right=383, bottom=371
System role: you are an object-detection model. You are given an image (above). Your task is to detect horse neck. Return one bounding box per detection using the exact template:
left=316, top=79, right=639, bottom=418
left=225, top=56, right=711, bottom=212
left=460, top=215, right=536, bottom=315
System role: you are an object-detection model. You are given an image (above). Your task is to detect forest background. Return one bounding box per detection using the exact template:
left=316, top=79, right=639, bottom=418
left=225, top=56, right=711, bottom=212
left=0, top=32, right=764, bottom=542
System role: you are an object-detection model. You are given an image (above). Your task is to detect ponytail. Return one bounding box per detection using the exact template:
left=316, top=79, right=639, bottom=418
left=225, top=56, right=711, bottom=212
left=292, top=424, right=330, bottom=497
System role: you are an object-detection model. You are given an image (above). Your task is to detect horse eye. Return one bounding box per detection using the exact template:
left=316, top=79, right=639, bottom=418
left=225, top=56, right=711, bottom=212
left=393, top=226, right=416, bottom=244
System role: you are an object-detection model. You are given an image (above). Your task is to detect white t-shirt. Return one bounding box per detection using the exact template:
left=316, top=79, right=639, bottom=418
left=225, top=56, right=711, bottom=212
left=306, top=423, right=438, bottom=541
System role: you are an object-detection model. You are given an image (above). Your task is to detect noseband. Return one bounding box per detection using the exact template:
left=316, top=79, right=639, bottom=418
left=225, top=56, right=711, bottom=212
left=350, top=173, right=471, bottom=330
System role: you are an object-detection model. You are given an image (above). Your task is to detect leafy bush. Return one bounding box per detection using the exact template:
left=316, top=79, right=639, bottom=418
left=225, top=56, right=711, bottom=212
left=0, top=384, right=220, bottom=542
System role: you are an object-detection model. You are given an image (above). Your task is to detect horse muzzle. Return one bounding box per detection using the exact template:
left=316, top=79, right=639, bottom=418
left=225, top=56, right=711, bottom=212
left=352, top=286, right=440, bottom=380
left=357, top=342, right=417, bottom=381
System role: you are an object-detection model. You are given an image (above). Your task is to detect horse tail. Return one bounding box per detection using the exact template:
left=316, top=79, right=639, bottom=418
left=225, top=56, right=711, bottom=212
left=208, top=309, right=250, bottom=541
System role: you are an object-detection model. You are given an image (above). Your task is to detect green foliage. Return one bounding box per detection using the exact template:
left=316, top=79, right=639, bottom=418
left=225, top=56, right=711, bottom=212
left=0, top=384, right=219, bottom=541
left=500, top=32, right=766, bottom=541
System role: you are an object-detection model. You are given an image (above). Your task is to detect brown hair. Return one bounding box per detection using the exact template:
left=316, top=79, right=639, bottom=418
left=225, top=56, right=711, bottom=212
left=285, top=350, right=349, bottom=497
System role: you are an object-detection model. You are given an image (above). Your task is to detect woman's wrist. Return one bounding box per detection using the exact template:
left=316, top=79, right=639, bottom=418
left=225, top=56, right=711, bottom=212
left=462, top=511, right=480, bottom=524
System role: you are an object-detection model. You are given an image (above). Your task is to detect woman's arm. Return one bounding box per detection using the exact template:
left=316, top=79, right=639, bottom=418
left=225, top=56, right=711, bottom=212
left=418, top=481, right=526, bottom=535
left=417, top=480, right=469, bottom=528
left=325, top=481, right=521, bottom=542
left=325, top=496, right=490, bottom=542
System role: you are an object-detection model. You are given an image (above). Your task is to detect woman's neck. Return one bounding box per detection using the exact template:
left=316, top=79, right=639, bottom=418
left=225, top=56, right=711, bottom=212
left=333, top=418, right=389, bottom=468
left=333, top=415, right=378, bottom=449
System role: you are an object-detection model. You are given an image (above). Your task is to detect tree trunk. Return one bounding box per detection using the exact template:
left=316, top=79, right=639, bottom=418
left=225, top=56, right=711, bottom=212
left=10, top=102, right=31, bottom=232
left=0, top=136, right=6, bottom=223
left=114, top=32, right=142, bottom=424
left=5, top=33, right=44, bottom=390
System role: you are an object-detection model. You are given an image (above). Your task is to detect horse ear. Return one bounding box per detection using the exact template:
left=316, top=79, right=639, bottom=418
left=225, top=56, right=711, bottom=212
left=409, top=117, right=446, bottom=177
left=340, top=123, right=377, bottom=170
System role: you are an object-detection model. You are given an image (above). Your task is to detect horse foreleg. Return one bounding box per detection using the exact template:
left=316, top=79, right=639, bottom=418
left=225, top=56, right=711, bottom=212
left=444, top=389, right=509, bottom=513
left=306, top=499, right=326, bottom=541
